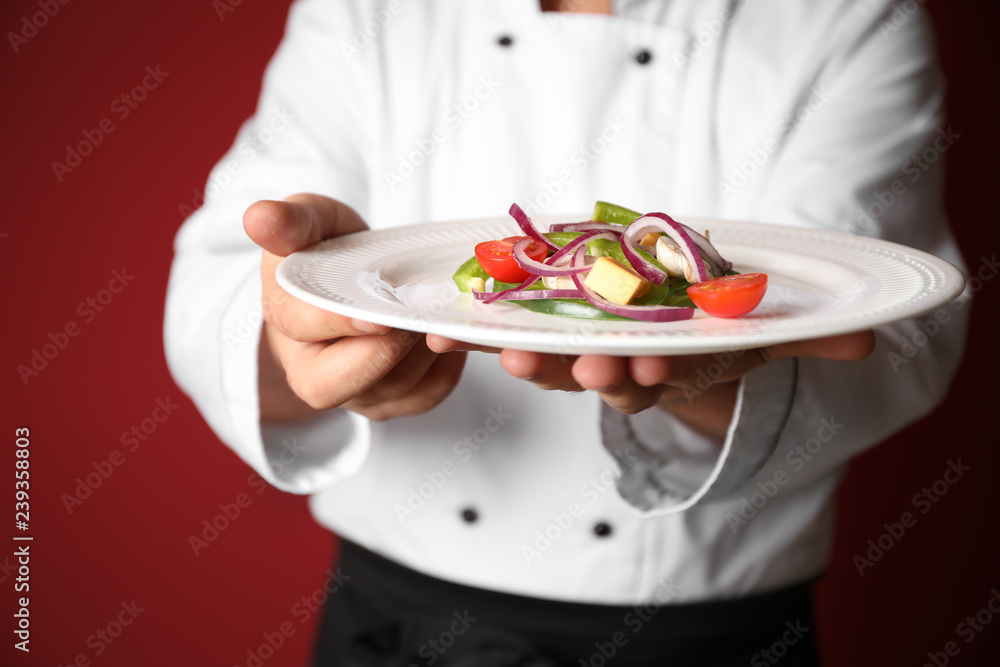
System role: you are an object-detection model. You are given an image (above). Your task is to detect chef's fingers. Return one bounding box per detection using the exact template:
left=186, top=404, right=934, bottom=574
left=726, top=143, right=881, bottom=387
left=344, top=351, right=468, bottom=421
left=572, top=355, right=663, bottom=414
left=628, top=330, right=876, bottom=388
left=347, top=332, right=445, bottom=409
left=499, top=349, right=583, bottom=392
left=766, top=330, right=877, bottom=362
left=425, top=334, right=502, bottom=354
left=269, top=324, right=423, bottom=410
left=258, top=250, right=390, bottom=341
left=243, top=194, right=367, bottom=257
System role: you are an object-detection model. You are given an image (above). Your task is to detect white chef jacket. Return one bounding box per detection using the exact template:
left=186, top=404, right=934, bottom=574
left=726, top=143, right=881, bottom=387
left=164, top=0, right=968, bottom=605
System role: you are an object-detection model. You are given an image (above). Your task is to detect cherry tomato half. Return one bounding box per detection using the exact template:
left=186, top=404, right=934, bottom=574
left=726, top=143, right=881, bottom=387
left=474, top=236, right=548, bottom=283
left=686, top=272, right=768, bottom=318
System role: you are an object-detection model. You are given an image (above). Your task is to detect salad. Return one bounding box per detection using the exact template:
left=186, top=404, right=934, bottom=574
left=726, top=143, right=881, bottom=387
left=452, top=202, right=768, bottom=321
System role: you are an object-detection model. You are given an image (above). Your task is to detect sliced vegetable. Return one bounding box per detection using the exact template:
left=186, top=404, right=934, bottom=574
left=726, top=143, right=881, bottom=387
left=511, top=237, right=590, bottom=278
left=622, top=212, right=709, bottom=284
left=482, top=272, right=542, bottom=304
left=544, top=230, right=621, bottom=265
left=570, top=247, right=695, bottom=322
left=509, top=203, right=559, bottom=251
left=684, top=228, right=733, bottom=276
left=686, top=273, right=768, bottom=318
left=474, top=235, right=547, bottom=283
left=582, top=256, right=650, bottom=305
left=548, top=221, right=629, bottom=233
left=473, top=288, right=581, bottom=301
left=508, top=297, right=644, bottom=320
left=453, top=202, right=745, bottom=322
left=592, top=201, right=641, bottom=225
left=454, top=255, right=492, bottom=293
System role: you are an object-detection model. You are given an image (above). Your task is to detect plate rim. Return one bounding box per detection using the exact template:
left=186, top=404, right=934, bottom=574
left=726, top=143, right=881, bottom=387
left=276, top=215, right=966, bottom=356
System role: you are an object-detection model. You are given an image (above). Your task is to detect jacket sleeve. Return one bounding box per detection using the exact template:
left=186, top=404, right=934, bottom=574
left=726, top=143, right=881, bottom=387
left=164, top=0, right=377, bottom=494
left=607, top=0, right=969, bottom=514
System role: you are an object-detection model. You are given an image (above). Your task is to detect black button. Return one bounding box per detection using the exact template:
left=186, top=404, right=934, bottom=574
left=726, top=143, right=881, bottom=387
left=498, top=35, right=514, bottom=47
left=635, top=49, right=653, bottom=65
left=461, top=508, right=479, bottom=523
left=593, top=522, right=613, bottom=537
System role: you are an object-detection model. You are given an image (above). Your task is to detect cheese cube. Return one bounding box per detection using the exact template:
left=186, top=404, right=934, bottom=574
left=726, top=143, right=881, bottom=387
left=638, top=232, right=661, bottom=253
left=583, top=257, right=650, bottom=305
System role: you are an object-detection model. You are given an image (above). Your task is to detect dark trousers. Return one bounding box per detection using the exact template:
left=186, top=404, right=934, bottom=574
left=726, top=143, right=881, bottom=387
left=312, top=539, right=819, bottom=667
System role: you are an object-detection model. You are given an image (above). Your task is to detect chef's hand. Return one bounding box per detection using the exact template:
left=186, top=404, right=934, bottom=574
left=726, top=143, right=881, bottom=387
left=425, top=332, right=874, bottom=441
left=245, top=194, right=466, bottom=422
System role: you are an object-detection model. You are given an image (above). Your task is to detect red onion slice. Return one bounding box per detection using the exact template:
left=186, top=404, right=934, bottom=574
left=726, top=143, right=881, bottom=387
left=623, top=212, right=709, bottom=283
left=673, top=223, right=733, bottom=275
left=480, top=231, right=616, bottom=305
left=549, top=221, right=628, bottom=233
left=482, top=273, right=540, bottom=304
left=509, top=203, right=559, bottom=251
left=474, top=288, right=583, bottom=301
left=512, top=238, right=592, bottom=277
left=477, top=205, right=715, bottom=322
left=619, top=237, right=669, bottom=285
left=569, top=247, right=695, bottom=322
left=544, top=230, right=621, bottom=266
left=633, top=226, right=731, bottom=278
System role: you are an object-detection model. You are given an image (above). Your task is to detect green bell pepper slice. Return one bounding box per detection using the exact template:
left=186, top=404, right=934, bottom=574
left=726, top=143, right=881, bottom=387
left=591, top=201, right=642, bottom=225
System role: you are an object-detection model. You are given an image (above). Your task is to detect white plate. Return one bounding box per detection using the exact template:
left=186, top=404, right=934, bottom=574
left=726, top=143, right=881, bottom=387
left=276, top=215, right=966, bottom=356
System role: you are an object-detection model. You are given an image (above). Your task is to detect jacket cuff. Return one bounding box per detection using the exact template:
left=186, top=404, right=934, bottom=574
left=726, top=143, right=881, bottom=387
left=605, top=357, right=798, bottom=515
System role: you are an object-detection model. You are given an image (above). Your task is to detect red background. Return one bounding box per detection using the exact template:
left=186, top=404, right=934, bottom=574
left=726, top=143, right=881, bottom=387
left=2, top=1, right=997, bottom=665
